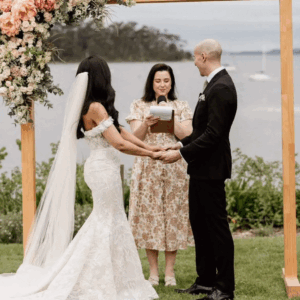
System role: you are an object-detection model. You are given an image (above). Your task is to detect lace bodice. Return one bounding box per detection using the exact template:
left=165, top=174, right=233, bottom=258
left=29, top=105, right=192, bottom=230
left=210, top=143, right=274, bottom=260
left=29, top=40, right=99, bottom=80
left=83, top=116, right=121, bottom=167
left=84, top=117, right=114, bottom=150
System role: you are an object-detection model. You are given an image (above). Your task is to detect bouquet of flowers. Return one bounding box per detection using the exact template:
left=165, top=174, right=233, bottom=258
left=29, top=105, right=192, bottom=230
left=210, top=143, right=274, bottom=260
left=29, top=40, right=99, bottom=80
left=0, top=0, right=134, bottom=125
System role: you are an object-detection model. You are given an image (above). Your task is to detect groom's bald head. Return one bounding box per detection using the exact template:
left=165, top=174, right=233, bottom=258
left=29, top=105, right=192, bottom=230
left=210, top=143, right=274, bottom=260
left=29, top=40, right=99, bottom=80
left=194, top=39, right=222, bottom=61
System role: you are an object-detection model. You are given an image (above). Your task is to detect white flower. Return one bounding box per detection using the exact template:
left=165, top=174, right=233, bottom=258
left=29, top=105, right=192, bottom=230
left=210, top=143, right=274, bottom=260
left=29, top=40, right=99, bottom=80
left=36, top=39, right=42, bottom=49
left=198, top=94, right=205, bottom=102
left=0, top=87, right=8, bottom=96
left=23, top=33, right=35, bottom=45
left=5, top=81, right=11, bottom=87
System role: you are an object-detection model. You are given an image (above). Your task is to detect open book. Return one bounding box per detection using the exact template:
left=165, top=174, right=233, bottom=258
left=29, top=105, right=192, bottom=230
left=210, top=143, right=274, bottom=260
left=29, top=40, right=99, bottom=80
left=149, top=106, right=174, bottom=134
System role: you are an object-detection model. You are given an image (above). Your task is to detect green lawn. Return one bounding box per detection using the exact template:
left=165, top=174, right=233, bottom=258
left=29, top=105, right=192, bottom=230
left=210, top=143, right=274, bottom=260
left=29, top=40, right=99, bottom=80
left=1, top=236, right=300, bottom=300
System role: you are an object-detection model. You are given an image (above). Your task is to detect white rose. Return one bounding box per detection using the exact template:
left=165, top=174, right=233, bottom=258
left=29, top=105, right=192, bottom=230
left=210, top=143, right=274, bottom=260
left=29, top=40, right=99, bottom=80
left=5, top=81, right=11, bottom=87
left=0, top=87, right=8, bottom=96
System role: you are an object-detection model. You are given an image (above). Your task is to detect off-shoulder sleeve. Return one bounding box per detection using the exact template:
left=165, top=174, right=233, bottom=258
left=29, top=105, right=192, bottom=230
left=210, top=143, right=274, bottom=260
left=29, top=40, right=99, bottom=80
left=180, top=101, right=193, bottom=122
left=125, top=100, right=144, bottom=124
left=84, top=117, right=114, bottom=137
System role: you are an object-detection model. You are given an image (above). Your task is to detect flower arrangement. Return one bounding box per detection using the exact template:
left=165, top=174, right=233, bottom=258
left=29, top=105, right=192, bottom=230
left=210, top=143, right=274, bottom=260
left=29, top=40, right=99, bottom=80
left=0, top=0, right=134, bottom=125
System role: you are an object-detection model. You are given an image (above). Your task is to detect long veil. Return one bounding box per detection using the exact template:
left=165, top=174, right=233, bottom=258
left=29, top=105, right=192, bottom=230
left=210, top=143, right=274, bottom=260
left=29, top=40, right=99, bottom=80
left=23, top=72, right=88, bottom=268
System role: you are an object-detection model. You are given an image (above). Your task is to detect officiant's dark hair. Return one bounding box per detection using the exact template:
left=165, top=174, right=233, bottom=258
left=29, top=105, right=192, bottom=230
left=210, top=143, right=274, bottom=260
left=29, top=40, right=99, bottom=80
left=142, top=63, right=177, bottom=103
left=76, top=56, right=121, bottom=139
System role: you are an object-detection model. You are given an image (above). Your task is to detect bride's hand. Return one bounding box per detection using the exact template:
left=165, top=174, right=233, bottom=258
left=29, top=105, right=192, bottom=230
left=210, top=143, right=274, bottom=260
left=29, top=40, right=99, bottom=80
left=151, top=151, right=163, bottom=160
left=148, top=145, right=164, bottom=152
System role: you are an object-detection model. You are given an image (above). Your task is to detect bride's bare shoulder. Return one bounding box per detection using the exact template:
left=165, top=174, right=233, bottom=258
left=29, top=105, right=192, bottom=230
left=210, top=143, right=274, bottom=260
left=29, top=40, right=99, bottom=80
left=86, top=102, right=109, bottom=122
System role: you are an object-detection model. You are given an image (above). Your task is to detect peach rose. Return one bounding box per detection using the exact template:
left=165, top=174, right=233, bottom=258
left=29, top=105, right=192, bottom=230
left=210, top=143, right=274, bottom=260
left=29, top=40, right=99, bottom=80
left=12, top=0, right=37, bottom=22
left=0, top=0, right=12, bottom=12
left=0, top=12, right=21, bottom=37
left=35, top=0, right=56, bottom=11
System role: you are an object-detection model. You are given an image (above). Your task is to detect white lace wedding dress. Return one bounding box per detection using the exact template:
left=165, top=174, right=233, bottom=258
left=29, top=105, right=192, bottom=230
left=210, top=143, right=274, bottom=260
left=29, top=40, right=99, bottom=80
left=0, top=117, right=159, bottom=300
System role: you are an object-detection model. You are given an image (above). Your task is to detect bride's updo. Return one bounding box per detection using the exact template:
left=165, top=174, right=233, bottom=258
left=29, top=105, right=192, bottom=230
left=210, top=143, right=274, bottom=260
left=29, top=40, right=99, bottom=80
left=76, top=56, right=121, bottom=139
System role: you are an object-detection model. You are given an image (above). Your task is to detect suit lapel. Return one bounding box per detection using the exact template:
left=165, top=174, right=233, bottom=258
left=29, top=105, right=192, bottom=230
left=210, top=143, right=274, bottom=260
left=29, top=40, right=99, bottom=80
left=204, top=69, right=228, bottom=95
left=192, top=69, right=228, bottom=125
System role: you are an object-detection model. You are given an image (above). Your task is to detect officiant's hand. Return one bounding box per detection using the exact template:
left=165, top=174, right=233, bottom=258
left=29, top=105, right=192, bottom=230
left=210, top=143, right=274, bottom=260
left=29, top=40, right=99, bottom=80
left=144, top=115, right=160, bottom=127
left=159, top=150, right=181, bottom=164
left=163, top=142, right=181, bottom=151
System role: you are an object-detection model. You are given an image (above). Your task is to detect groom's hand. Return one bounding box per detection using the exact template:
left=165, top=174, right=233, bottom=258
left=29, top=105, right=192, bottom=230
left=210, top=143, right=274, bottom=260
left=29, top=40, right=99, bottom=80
left=160, top=150, right=181, bottom=164
left=163, top=142, right=181, bottom=151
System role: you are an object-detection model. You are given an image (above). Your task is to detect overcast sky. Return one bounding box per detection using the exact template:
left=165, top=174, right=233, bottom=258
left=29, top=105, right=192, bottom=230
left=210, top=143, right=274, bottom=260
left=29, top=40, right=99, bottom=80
left=107, top=0, right=300, bottom=52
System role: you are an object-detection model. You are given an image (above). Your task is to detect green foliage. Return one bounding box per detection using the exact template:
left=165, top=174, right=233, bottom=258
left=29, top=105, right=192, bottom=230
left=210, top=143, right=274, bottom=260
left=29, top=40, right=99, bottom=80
left=226, top=148, right=300, bottom=230
left=0, top=211, right=23, bottom=243
left=74, top=204, right=93, bottom=236
left=0, top=147, right=8, bottom=169
left=1, top=141, right=300, bottom=242
left=50, top=21, right=192, bottom=62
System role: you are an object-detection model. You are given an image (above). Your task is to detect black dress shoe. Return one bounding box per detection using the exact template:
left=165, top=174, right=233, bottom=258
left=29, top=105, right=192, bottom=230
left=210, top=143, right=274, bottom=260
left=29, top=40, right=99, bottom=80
left=175, top=283, right=213, bottom=295
left=196, top=288, right=234, bottom=300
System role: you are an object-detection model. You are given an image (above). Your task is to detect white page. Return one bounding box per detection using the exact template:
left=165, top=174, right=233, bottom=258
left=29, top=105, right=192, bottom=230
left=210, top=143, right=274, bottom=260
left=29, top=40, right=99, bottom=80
left=149, top=106, right=173, bottom=121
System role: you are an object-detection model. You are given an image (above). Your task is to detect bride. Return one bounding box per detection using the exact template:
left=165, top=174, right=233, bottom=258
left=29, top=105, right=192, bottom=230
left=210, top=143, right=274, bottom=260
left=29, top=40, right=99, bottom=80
left=0, top=56, right=161, bottom=300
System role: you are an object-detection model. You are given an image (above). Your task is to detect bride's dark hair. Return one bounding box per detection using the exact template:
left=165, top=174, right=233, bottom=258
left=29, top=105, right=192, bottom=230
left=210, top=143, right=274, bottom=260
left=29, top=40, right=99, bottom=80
left=76, top=56, right=121, bottom=139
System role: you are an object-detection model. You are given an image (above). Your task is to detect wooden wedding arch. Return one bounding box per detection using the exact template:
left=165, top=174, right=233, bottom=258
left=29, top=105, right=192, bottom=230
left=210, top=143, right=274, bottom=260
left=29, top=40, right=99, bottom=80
left=21, top=0, right=297, bottom=297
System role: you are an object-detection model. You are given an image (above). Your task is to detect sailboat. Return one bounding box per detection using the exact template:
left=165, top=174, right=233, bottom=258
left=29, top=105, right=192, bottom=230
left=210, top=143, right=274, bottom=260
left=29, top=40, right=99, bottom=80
left=249, top=48, right=271, bottom=81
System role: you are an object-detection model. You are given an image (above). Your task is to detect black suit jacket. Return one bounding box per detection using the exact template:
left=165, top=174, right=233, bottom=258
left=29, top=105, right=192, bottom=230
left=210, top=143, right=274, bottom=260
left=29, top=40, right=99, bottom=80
left=180, top=69, right=237, bottom=180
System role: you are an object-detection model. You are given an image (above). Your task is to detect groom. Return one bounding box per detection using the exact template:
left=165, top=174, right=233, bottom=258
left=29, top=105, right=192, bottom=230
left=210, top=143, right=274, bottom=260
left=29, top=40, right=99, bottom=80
left=159, top=39, right=237, bottom=300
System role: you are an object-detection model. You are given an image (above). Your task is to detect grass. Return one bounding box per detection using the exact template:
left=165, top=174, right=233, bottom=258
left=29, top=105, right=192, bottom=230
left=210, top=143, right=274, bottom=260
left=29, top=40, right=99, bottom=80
left=1, top=236, right=300, bottom=300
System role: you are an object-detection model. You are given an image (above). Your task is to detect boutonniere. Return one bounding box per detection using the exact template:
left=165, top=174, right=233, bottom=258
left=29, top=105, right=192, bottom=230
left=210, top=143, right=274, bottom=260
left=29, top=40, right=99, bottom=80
left=198, top=93, right=205, bottom=102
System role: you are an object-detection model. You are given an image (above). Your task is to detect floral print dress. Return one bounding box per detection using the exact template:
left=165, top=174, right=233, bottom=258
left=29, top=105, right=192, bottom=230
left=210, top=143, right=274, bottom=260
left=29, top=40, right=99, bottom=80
left=126, top=99, right=195, bottom=251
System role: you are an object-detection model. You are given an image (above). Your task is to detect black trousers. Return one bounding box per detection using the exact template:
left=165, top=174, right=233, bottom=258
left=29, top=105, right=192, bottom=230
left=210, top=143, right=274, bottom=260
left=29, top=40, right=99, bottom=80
left=189, top=178, right=235, bottom=293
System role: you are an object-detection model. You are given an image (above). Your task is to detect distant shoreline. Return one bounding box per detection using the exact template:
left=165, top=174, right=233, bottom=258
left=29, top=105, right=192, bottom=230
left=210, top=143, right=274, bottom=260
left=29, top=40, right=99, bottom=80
left=225, top=49, right=300, bottom=55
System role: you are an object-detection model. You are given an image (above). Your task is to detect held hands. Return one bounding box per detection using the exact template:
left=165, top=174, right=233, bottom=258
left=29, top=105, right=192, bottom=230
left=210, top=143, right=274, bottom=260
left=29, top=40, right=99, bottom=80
left=163, top=143, right=181, bottom=151
left=158, top=150, right=181, bottom=164
left=149, top=142, right=182, bottom=164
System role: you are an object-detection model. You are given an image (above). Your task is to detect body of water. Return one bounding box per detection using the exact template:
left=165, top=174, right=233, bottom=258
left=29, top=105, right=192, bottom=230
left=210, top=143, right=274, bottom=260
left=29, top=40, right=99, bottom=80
left=1, top=55, right=300, bottom=176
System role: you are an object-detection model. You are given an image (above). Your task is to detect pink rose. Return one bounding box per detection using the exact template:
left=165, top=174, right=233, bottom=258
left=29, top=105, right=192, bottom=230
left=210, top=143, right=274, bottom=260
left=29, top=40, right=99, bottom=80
left=0, top=0, right=12, bottom=12
left=0, top=12, right=21, bottom=37
left=35, top=0, right=56, bottom=11
left=12, top=0, right=37, bottom=22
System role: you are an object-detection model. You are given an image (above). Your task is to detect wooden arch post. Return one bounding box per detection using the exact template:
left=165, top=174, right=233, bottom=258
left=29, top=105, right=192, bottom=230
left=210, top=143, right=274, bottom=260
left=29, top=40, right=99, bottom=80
left=279, top=0, right=299, bottom=298
left=21, top=101, right=36, bottom=252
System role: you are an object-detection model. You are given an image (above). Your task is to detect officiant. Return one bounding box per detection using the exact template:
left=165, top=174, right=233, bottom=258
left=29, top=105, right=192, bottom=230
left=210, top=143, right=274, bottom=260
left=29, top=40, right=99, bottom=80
left=125, top=63, right=195, bottom=287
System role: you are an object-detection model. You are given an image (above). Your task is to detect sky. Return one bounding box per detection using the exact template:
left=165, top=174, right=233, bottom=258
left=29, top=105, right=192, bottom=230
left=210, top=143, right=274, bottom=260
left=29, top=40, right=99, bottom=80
left=106, top=0, right=300, bottom=52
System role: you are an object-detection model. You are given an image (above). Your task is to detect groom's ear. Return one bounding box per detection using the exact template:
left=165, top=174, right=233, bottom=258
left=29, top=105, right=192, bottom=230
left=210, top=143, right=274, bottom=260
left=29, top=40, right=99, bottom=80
left=202, top=52, right=207, bottom=62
